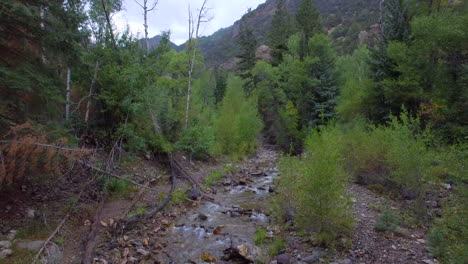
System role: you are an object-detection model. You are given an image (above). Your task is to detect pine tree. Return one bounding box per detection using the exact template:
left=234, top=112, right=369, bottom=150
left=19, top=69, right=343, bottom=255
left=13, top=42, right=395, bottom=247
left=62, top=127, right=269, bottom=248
left=368, top=0, right=412, bottom=122
left=236, top=22, right=257, bottom=92
left=295, top=0, right=322, bottom=58
left=267, top=0, right=296, bottom=65
left=307, top=34, right=338, bottom=125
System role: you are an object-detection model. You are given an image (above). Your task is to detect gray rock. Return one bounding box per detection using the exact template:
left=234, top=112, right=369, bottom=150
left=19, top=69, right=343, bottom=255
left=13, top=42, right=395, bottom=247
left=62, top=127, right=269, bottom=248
left=136, top=248, right=150, bottom=257
left=237, top=243, right=261, bottom=262
left=393, top=227, right=411, bottom=238
left=7, top=230, right=17, bottom=241
left=0, top=241, right=12, bottom=249
left=198, top=214, right=208, bottom=221
left=26, top=208, right=36, bottom=219
left=17, top=240, right=62, bottom=264
left=302, top=249, right=326, bottom=263
left=342, top=259, right=352, bottom=264
left=0, top=249, right=12, bottom=259
left=276, top=253, right=293, bottom=264
left=186, top=188, right=201, bottom=200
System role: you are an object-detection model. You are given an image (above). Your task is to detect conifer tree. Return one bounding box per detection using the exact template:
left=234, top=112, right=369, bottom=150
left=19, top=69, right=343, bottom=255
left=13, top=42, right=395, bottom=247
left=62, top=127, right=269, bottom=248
left=295, top=0, right=322, bottom=58
left=236, top=22, right=257, bottom=90
left=267, top=0, right=296, bottom=65
left=367, top=0, right=412, bottom=122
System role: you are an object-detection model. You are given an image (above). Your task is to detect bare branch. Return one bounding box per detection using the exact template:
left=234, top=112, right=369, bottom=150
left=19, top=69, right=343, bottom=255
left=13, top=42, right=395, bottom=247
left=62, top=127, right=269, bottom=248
left=134, top=0, right=144, bottom=9
left=148, top=0, right=159, bottom=12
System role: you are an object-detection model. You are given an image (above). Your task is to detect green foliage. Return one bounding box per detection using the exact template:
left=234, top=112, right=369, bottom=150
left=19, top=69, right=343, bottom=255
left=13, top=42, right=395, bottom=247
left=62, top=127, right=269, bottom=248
left=336, top=45, right=373, bottom=122
left=254, top=227, right=268, bottom=245
left=268, top=239, right=286, bottom=256
left=375, top=208, right=399, bottom=232
left=295, top=0, right=322, bottom=58
left=171, top=189, right=189, bottom=204
left=126, top=206, right=148, bottom=218
left=99, top=176, right=133, bottom=198
left=275, top=125, right=354, bottom=247
left=268, top=0, right=297, bottom=65
left=213, top=75, right=263, bottom=159
left=176, top=124, right=214, bottom=160
left=205, top=165, right=236, bottom=187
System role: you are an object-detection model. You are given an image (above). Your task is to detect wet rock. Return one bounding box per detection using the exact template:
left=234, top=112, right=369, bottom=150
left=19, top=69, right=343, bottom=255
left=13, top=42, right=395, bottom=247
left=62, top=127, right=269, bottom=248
left=186, top=188, right=202, bottom=200
left=302, top=249, right=326, bottom=263
left=230, top=211, right=241, bottom=218
left=200, top=252, right=217, bottom=263
left=222, top=178, right=232, bottom=186
left=268, top=186, right=275, bottom=193
left=213, top=226, right=225, bottom=235
left=276, top=253, right=294, bottom=264
left=198, top=214, right=208, bottom=221
left=0, top=241, right=12, bottom=249
left=237, top=243, right=261, bottom=262
left=0, top=249, right=12, bottom=259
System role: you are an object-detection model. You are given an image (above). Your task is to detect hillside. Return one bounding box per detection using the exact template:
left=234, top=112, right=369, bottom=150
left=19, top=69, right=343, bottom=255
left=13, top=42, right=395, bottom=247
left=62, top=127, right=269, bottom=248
left=147, top=0, right=380, bottom=67
left=197, top=0, right=381, bottom=66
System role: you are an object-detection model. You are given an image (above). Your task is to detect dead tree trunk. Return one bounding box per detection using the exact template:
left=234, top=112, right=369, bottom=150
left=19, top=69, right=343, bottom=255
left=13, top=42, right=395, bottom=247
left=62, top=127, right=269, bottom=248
left=185, top=0, right=212, bottom=128
left=135, top=0, right=159, bottom=55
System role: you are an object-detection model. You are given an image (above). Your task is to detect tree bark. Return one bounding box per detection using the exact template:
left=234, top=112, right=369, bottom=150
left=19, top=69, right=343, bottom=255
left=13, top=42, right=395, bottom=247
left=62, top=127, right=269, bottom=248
left=65, top=67, right=71, bottom=121
left=85, top=61, right=100, bottom=124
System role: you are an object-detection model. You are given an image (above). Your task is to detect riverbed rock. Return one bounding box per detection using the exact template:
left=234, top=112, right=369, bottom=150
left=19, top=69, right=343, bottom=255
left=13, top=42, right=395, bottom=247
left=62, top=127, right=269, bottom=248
left=7, top=230, right=17, bottom=241
left=276, top=253, right=294, bottom=264
left=0, top=249, right=12, bottom=259
left=200, top=252, right=217, bottom=263
left=302, top=249, right=326, bottom=263
left=237, top=243, right=261, bottom=262
left=186, top=188, right=202, bottom=200
left=198, top=213, right=208, bottom=221
left=0, top=241, right=11, bottom=249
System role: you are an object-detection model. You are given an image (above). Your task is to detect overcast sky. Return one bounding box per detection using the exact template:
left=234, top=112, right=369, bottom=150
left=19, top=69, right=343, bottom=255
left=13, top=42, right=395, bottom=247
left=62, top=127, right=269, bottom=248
left=114, top=0, right=266, bottom=45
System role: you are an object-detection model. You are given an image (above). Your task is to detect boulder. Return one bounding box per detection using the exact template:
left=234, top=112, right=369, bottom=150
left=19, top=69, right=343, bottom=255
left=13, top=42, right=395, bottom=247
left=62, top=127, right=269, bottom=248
left=0, top=241, right=11, bottom=249
left=302, top=249, right=326, bottom=263
left=237, top=243, right=261, bottom=262
left=276, top=253, right=294, bottom=264
left=0, top=249, right=12, bottom=259
left=186, top=188, right=202, bottom=200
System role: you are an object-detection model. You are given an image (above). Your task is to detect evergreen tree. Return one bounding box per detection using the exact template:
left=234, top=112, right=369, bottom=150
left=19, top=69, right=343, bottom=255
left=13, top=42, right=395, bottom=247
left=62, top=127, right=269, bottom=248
left=306, top=34, right=339, bottom=125
left=267, top=0, right=296, bottom=65
left=236, top=22, right=257, bottom=93
left=368, top=0, right=412, bottom=122
left=295, top=0, right=322, bottom=58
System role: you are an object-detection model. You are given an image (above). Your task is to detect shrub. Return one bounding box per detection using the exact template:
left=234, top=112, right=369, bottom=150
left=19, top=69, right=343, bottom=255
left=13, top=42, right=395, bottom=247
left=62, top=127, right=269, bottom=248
left=213, top=75, right=263, bottom=159
left=254, top=227, right=268, bottom=245
left=275, top=125, right=354, bottom=247
left=268, top=239, right=286, bottom=256
left=175, top=124, right=214, bottom=160
left=375, top=208, right=399, bottom=232
left=205, top=165, right=236, bottom=187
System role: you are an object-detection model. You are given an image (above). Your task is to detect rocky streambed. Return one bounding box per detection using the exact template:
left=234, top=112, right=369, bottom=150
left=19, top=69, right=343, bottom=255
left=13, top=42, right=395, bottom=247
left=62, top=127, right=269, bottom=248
left=158, top=149, right=279, bottom=263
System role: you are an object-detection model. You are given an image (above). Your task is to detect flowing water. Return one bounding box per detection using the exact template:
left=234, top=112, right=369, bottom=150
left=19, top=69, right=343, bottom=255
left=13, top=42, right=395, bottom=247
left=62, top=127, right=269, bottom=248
left=162, top=150, right=278, bottom=263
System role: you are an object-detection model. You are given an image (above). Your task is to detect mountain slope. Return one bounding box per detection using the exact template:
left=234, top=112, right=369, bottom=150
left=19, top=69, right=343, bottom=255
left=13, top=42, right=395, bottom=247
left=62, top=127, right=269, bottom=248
left=198, top=0, right=380, bottom=67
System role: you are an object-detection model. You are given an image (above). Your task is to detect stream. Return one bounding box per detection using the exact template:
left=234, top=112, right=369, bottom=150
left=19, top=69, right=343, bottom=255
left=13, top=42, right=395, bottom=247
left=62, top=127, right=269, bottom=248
left=161, top=149, right=278, bottom=263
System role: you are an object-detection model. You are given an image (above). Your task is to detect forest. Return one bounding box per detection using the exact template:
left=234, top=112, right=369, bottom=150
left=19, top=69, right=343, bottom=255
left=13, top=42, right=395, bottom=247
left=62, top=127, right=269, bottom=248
left=0, top=0, right=466, bottom=263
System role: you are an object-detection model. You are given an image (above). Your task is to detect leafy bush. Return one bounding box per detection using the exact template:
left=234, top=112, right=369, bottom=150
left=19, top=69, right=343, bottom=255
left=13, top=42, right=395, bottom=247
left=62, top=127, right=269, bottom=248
left=175, top=124, right=214, bottom=160
left=213, top=75, right=263, bottom=159
left=375, top=208, right=399, bottom=232
left=268, top=239, right=286, bottom=256
left=275, top=125, right=354, bottom=247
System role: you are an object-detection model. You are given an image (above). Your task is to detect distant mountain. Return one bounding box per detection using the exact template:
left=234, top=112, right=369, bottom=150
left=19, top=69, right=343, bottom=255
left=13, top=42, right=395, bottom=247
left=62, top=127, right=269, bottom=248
left=145, top=35, right=183, bottom=52
left=148, top=0, right=381, bottom=67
